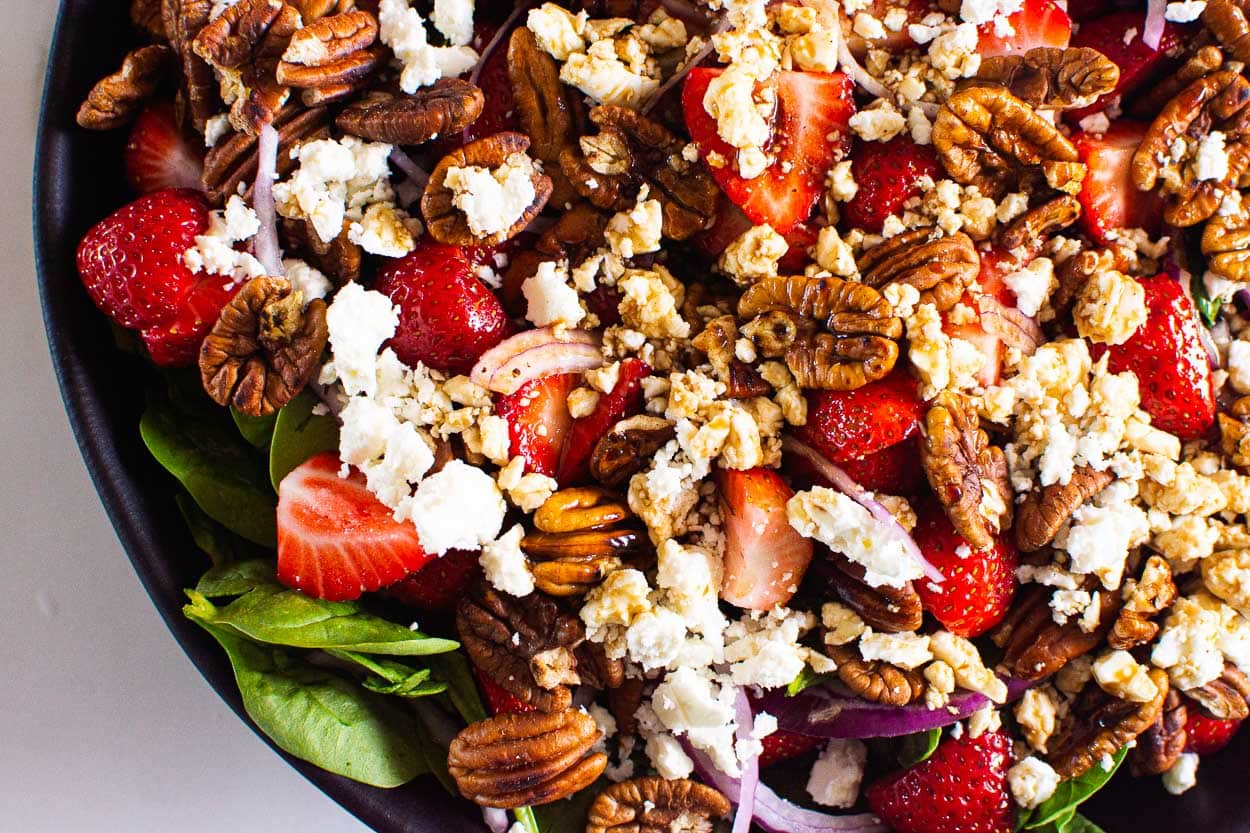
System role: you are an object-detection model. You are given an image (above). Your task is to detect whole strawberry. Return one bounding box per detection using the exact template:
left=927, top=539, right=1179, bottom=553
left=792, top=369, right=925, bottom=464
left=841, top=137, right=942, bottom=233
left=76, top=188, right=238, bottom=366
left=387, top=549, right=482, bottom=612
left=867, top=731, right=1014, bottom=833
left=1185, top=702, right=1243, bottom=755
left=374, top=241, right=511, bottom=375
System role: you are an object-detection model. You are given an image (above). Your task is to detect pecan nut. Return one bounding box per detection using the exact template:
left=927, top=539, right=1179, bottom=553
left=1204, top=0, right=1250, bottom=63
left=199, top=276, right=329, bottom=416
left=995, top=583, right=1121, bottom=680
left=857, top=230, right=980, bottom=312
left=280, top=216, right=361, bottom=284
left=1203, top=212, right=1250, bottom=281
left=691, top=315, right=770, bottom=397
left=202, top=103, right=331, bottom=202
left=192, top=0, right=283, bottom=68
left=996, top=194, right=1081, bottom=255
left=1187, top=664, right=1250, bottom=720
left=336, top=80, right=484, bottom=145
left=277, top=10, right=379, bottom=89
left=921, top=391, right=1012, bottom=550
left=456, top=582, right=585, bottom=712
left=825, top=644, right=926, bottom=706
left=1130, top=689, right=1188, bottom=777
left=969, top=47, right=1119, bottom=110
left=132, top=0, right=167, bottom=39
left=1220, top=410, right=1250, bottom=470
left=448, top=710, right=607, bottom=808
left=737, top=275, right=902, bottom=390
left=589, top=415, right=677, bottom=487
left=163, top=0, right=220, bottom=130
left=1109, top=555, right=1176, bottom=650
left=1052, top=245, right=1134, bottom=317
left=587, top=778, right=732, bottom=833
left=1014, top=465, right=1114, bottom=552
left=828, top=552, right=923, bottom=633
left=508, top=27, right=580, bottom=165
left=422, top=131, right=553, bottom=246
left=1047, top=669, right=1169, bottom=779
left=290, top=0, right=353, bottom=21
left=77, top=44, right=172, bottom=130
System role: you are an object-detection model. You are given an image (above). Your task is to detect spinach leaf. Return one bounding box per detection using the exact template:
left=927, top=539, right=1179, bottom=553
left=787, top=665, right=835, bottom=696
left=185, top=588, right=459, bottom=656
left=328, top=650, right=448, bottom=698
left=1020, top=748, right=1127, bottom=830
left=898, top=728, right=942, bottom=767
left=232, top=407, right=278, bottom=449
left=531, top=782, right=602, bottom=833
left=1062, top=813, right=1108, bottom=833
left=269, top=392, right=339, bottom=491
left=141, top=397, right=277, bottom=547
left=410, top=699, right=461, bottom=796
left=184, top=612, right=425, bottom=788
left=195, top=559, right=280, bottom=598
left=177, top=494, right=271, bottom=567
left=1192, top=271, right=1223, bottom=328
left=428, top=653, right=488, bottom=724
left=513, top=807, right=541, bottom=833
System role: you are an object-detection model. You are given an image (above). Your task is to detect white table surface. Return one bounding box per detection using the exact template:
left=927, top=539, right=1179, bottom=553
left=2, top=1, right=369, bottom=829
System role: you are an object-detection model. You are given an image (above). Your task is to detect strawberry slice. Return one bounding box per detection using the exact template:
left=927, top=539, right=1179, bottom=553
left=124, top=100, right=205, bottom=195
left=793, top=369, right=925, bottom=464
left=1072, top=121, right=1164, bottom=245
left=387, top=549, right=481, bottom=612
left=556, top=358, right=650, bottom=484
left=496, top=372, right=581, bottom=477
left=977, top=0, right=1071, bottom=58
left=1185, top=704, right=1243, bottom=755
left=758, top=730, right=824, bottom=768
left=717, top=467, right=814, bottom=610
left=1096, top=274, right=1216, bottom=439
left=683, top=69, right=856, bottom=234
left=841, top=136, right=943, bottom=233
left=912, top=499, right=1018, bottom=638
left=475, top=669, right=538, bottom=716
left=1069, top=12, right=1187, bottom=121
left=837, top=436, right=928, bottom=495
left=276, top=452, right=433, bottom=602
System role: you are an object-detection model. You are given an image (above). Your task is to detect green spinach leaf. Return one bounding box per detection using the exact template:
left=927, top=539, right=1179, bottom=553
left=531, top=782, right=603, bottom=833
left=328, top=650, right=447, bottom=698
left=898, top=728, right=942, bottom=767
left=1192, top=272, right=1223, bottom=328
left=1061, top=813, right=1108, bottom=833
left=787, top=665, right=834, bottom=696
left=195, top=559, right=280, bottom=598
left=1020, top=748, right=1127, bottom=830
left=232, top=407, right=278, bottom=449
left=427, top=653, right=488, bottom=724
left=141, top=397, right=277, bottom=546
left=269, top=392, right=340, bottom=491
left=177, top=495, right=271, bottom=567
left=184, top=612, right=425, bottom=788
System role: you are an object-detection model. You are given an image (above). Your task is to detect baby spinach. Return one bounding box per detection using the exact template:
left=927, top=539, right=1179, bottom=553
left=427, top=653, right=488, bottom=724
left=786, top=665, right=835, bottom=696
left=268, top=392, right=339, bottom=491
left=141, top=397, right=277, bottom=547
left=1192, top=271, right=1223, bottom=328
left=185, top=588, right=459, bottom=656
left=177, top=495, right=270, bottom=567
left=1019, top=748, right=1127, bottom=831
left=232, top=407, right=278, bottom=449
left=195, top=559, right=280, bottom=598
left=328, top=650, right=447, bottom=698
left=898, top=728, right=942, bottom=767
left=184, top=614, right=426, bottom=788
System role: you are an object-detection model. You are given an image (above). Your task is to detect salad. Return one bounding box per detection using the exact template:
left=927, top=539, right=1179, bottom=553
left=70, top=0, right=1250, bottom=831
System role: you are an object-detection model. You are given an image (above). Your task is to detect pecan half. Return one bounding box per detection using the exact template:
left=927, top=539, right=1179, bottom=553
left=1220, top=410, right=1250, bottom=469
left=737, top=275, right=902, bottom=390
left=995, top=583, right=1121, bottom=680
left=1130, top=690, right=1188, bottom=777
left=828, top=552, right=923, bottom=632
left=192, top=0, right=283, bottom=68
left=276, top=11, right=384, bottom=90
left=1052, top=246, right=1134, bottom=316
left=199, top=276, right=329, bottom=416
left=1204, top=0, right=1250, bottom=62
left=132, top=0, right=167, bottom=39
left=1047, top=669, right=1169, bottom=779
left=1014, top=466, right=1114, bottom=552
left=522, top=487, right=649, bottom=597
left=609, top=676, right=645, bottom=735
left=509, top=27, right=581, bottom=172
left=448, top=710, right=607, bottom=808
left=587, top=778, right=732, bottom=833
left=457, top=583, right=585, bottom=712
left=996, top=194, right=1081, bottom=254
left=422, top=132, right=553, bottom=247
left=1109, top=555, right=1176, bottom=650
left=857, top=230, right=980, bottom=312
left=290, top=0, right=352, bottom=21
left=1203, top=212, right=1250, bottom=281
left=193, top=0, right=301, bottom=132
left=202, top=103, right=331, bottom=202
left=336, top=80, right=484, bottom=145
left=921, top=391, right=1012, bottom=551
left=77, top=45, right=172, bottom=130
left=589, top=415, right=677, bottom=488
left=163, top=0, right=220, bottom=130
left=933, top=85, right=1085, bottom=198
left=1188, top=664, right=1250, bottom=719
left=280, top=216, right=361, bottom=284
left=825, top=644, right=926, bottom=706
left=561, top=105, right=719, bottom=240
left=969, top=47, right=1119, bottom=110
left=691, top=315, right=770, bottom=397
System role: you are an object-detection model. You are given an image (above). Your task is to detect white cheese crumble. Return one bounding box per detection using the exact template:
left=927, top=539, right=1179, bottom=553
left=402, top=460, right=506, bottom=555
left=807, top=739, right=867, bottom=808
left=378, top=0, right=478, bottom=93
left=444, top=153, right=538, bottom=239
left=479, top=524, right=535, bottom=597
left=182, top=195, right=267, bottom=283
left=787, top=487, right=925, bottom=588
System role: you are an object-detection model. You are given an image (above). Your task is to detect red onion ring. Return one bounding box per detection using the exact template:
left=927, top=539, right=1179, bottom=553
left=252, top=123, right=283, bottom=276
left=1143, top=0, right=1166, bottom=49
left=470, top=327, right=603, bottom=394
left=482, top=808, right=509, bottom=833
left=976, top=295, right=1043, bottom=355
left=389, top=147, right=430, bottom=193
left=732, top=689, right=758, bottom=833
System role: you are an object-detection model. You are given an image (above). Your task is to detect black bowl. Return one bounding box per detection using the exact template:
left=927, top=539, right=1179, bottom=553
left=31, top=2, right=1250, bottom=831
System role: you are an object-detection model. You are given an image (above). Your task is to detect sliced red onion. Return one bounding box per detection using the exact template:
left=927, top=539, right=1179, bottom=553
left=252, top=122, right=283, bottom=276
left=470, top=327, right=603, bottom=394
left=468, top=1, right=534, bottom=87
left=782, top=436, right=944, bottom=585
left=1143, top=0, right=1166, bottom=49
left=389, top=147, right=430, bottom=193
left=976, top=294, right=1043, bottom=356
left=818, top=2, right=892, bottom=100
left=658, top=0, right=713, bottom=25
left=732, top=689, right=758, bottom=833
left=482, top=808, right=509, bottom=833
left=756, top=676, right=1033, bottom=739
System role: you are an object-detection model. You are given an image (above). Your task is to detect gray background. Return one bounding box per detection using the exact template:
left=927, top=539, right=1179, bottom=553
left=3, top=1, right=370, bottom=829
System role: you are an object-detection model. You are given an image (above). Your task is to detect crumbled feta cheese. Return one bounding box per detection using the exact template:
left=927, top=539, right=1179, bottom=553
left=1093, top=650, right=1159, bottom=702
left=718, top=224, right=788, bottom=284
left=1163, top=752, right=1200, bottom=794
left=787, top=487, right=926, bottom=588
left=324, top=283, right=399, bottom=399
left=849, top=101, right=907, bottom=142
left=282, top=258, right=333, bottom=302
left=644, top=732, right=695, bottom=780
left=522, top=260, right=585, bottom=330
left=444, top=153, right=538, bottom=239
left=1003, top=256, right=1056, bottom=319
left=479, top=524, right=534, bottom=597
left=858, top=630, right=932, bottom=669
left=807, top=739, right=867, bottom=808
left=527, top=3, right=587, bottom=60
left=401, top=460, right=506, bottom=555
left=1195, top=131, right=1230, bottom=181
left=605, top=191, right=663, bottom=258
left=182, top=195, right=267, bottom=283
left=1073, top=270, right=1147, bottom=346
left=378, top=0, right=478, bottom=92
left=431, top=0, right=474, bottom=47
left=1165, top=0, right=1206, bottom=21
left=1008, top=757, right=1061, bottom=809
left=1152, top=596, right=1227, bottom=690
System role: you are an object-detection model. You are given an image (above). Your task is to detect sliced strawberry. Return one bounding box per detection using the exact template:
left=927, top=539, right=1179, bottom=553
left=793, top=369, right=925, bottom=463
left=387, top=549, right=481, bottom=612
left=475, top=669, right=538, bottom=716
left=556, top=358, right=650, bottom=484
left=841, top=137, right=943, bottom=233
left=717, top=467, right=814, bottom=610
left=1097, top=274, right=1216, bottom=439
left=837, top=436, right=928, bottom=495
left=374, top=241, right=512, bottom=375
left=912, top=499, right=1018, bottom=638
left=1185, top=704, right=1243, bottom=755
left=977, top=0, right=1071, bottom=58
left=779, top=221, right=821, bottom=273
left=1069, top=12, right=1187, bottom=121
left=276, top=452, right=433, bottom=602
left=1072, top=121, right=1164, bottom=245
left=944, top=307, right=1004, bottom=389
left=683, top=69, right=856, bottom=233
left=758, top=730, right=824, bottom=768
left=867, top=731, right=1014, bottom=833
left=496, top=372, right=581, bottom=477
left=124, top=100, right=205, bottom=196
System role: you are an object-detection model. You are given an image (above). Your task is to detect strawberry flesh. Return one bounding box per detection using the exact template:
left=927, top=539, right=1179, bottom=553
left=496, top=372, right=581, bottom=477
left=1072, top=120, right=1164, bottom=245
left=717, top=467, right=814, bottom=610
left=758, top=730, right=824, bottom=768
left=1184, top=703, right=1243, bottom=755
left=556, top=358, right=650, bottom=484
left=977, top=0, right=1071, bottom=57
left=124, top=100, right=205, bottom=196
left=1068, top=12, right=1187, bottom=121
left=387, top=549, right=481, bottom=612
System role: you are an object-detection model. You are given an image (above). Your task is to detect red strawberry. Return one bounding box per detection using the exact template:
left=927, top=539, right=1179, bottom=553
left=793, top=369, right=925, bottom=463
left=496, top=372, right=581, bottom=477
left=124, top=100, right=205, bottom=195
left=1072, top=121, right=1164, bottom=245
left=837, top=436, right=928, bottom=495
left=374, top=241, right=511, bottom=375
left=912, top=499, right=1017, bottom=637
left=1097, top=274, right=1216, bottom=439
left=460, top=20, right=519, bottom=146
left=1185, top=705, right=1243, bottom=755
left=584, top=285, right=623, bottom=327
left=683, top=69, right=856, bottom=233
left=276, top=452, right=433, bottom=602
left=758, top=731, right=824, bottom=768
left=1069, top=13, right=1187, bottom=121
left=977, top=0, right=1071, bottom=57
left=841, top=137, right=943, bottom=233
left=75, top=188, right=238, bottom=366
left=475, top=669, right=538, bottom=716
left=386, top=549, right=481, bottom=612
left=556, top=358, right=650, bottom=484
left=717, top=467, right=814, bottom=610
